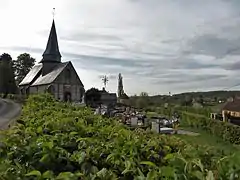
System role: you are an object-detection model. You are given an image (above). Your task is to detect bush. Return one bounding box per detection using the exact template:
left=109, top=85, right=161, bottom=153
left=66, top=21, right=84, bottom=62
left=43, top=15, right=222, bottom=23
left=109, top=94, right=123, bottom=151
left=0, top=94, right=240, bottom=179
left=154, top=107, right=240, bottom=145
left=181, top=112, right=240, bottom=145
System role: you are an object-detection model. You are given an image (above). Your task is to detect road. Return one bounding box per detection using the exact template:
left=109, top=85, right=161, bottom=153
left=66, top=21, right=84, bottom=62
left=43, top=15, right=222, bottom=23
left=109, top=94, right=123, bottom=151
left=0, top=98, right=22, bottom=130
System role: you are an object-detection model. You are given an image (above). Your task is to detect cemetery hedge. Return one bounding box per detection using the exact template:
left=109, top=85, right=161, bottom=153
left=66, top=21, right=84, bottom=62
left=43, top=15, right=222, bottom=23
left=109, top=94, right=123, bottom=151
left=158, top=107, right=240, bottom=145
left=181, top=112, right=240, bottom=145
left=0, top=94, right=240, bottom=179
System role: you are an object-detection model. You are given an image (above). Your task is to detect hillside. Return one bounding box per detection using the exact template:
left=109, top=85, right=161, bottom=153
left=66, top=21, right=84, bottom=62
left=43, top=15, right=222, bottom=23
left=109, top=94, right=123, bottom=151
left=129, top=90, right=240, bottom=108
left=153, top=90, right=240, bottom=101
left=0, top=94, right=240, bottom=179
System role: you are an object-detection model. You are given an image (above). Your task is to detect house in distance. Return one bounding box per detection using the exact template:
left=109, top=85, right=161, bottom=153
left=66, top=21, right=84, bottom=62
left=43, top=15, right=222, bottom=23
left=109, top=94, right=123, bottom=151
left=221, top=97, right=240, bottom=125
left=19, top=19, right=85, bottom=102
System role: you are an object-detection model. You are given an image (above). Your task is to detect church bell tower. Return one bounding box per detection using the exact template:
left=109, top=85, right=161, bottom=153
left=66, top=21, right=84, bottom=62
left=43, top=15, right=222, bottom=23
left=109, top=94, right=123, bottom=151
left=40, top=14, right=62, bottom=76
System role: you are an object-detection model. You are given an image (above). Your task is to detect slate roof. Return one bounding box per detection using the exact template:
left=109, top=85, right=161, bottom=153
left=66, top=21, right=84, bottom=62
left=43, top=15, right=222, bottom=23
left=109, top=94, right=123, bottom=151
left=41, top=20, right=61, bottom=63
left=19, top=64, right=42, bottom=86
left=32, top=62, right=69, bottom=86
left=222, top=98, right=240, bottom=112
left=19, top=62, right=69, bottom=86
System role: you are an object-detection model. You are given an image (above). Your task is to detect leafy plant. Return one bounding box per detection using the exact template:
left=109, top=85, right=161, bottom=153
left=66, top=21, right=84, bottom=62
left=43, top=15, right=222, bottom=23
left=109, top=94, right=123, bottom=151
left=0, top=94, right=239, bottom=179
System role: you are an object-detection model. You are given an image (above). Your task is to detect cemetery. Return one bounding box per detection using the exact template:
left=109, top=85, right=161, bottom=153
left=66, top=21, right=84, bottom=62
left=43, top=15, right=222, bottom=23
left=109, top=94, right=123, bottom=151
left=93, top=104, right=180, bottom=134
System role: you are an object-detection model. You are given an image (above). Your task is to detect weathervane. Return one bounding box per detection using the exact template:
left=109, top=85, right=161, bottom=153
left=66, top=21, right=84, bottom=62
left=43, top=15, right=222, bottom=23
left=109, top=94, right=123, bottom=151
left=52, top=8, right=55, bottom=19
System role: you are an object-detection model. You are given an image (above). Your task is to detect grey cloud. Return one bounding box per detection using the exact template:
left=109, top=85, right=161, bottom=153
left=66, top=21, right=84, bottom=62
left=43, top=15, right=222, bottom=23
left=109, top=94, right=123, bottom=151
left=222, top=61, right=240, bottom=71
left=188, top=34, right=240, bottom=58
left=63, top=52, right=151, bottom=68
left=38, top=29, right=125, bottom=51
left=134, top=59, right=221, bottom=79
left=5, top=46, right=44, bottom=55
left=155, top=74, right=227, bottom=85
left=2, top=45, right=155, bottom=70
left=59, top=31, right=184, bottom=61
left=61, top=32, right=122, bottom=42
left=171, top=60, right=220, bottom=70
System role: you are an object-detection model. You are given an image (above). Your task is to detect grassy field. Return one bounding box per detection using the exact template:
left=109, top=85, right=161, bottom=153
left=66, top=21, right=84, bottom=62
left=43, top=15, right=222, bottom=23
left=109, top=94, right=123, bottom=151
left=146, top=110, right=240, bottom=154
left=175, top=127, right=240, bottom=154
left=208, top=103, right=224, bottom=113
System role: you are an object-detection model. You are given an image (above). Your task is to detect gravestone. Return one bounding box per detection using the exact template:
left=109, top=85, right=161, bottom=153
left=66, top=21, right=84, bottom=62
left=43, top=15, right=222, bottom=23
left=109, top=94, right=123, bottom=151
left=131, top=117, right=138, bottom=126
left=151, top=122, right=160, bottom=133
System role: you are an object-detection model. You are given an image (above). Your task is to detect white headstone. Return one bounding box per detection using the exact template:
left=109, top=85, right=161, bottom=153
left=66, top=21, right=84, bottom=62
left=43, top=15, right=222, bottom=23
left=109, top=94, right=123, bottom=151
left=160, top=127, right=174, bottom=134
left=143, top=119, right=148, bottom=126
left=131, top=117, right=138, bottom=126
left=151, top=122, right=160, bottom=133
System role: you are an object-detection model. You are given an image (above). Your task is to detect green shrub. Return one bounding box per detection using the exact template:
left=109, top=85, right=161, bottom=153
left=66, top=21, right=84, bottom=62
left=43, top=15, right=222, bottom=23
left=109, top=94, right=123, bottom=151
left=0, top=94, right=240, bottom=179
left=180, top=112, right=240, bottom=145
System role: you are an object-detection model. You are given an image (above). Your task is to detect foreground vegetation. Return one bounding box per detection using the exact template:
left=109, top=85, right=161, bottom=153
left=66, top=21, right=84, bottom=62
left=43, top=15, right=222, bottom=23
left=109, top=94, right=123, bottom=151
left=1, top=94, right=240, bottom=179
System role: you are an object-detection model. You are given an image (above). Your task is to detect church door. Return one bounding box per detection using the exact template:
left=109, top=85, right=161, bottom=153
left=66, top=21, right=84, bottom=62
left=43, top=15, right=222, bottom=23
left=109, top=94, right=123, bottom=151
left=64, top=91, right=71, bottom=102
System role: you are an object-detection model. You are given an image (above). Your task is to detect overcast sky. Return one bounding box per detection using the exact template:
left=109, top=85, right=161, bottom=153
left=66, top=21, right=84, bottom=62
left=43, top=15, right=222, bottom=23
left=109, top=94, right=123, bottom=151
left=1, top=0, right=240, bottom=95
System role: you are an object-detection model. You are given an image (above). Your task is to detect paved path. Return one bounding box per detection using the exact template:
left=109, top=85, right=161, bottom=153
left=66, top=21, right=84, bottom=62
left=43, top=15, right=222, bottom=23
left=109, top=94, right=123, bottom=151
left=0, top=98, right=22, bottom=130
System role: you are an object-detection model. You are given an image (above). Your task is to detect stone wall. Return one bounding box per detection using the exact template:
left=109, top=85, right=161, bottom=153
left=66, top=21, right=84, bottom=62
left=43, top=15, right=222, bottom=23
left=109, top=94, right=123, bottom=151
left=54, top=62, right=85, bottom=102
left=29, top=85, right=48, bottom=94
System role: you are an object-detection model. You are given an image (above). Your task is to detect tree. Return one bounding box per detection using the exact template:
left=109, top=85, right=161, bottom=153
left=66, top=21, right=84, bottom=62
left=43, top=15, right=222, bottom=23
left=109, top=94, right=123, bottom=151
left=12, top=53, right=35, bottom=84
left=85, top=88, right=101, bottom=107
left=197, top=95, right=204, bottom=105
left=135, top=97, right=148, bottom=109
left=181, top=95, right=192, bottom=106
left=0, top=53, right=18, bottom=96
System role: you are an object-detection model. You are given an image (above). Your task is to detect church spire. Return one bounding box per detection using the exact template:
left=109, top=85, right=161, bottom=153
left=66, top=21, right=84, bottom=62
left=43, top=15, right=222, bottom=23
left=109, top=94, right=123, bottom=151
left=118, top=73, right=124, bottom=97
left=41, top=16, right=61, bottom=63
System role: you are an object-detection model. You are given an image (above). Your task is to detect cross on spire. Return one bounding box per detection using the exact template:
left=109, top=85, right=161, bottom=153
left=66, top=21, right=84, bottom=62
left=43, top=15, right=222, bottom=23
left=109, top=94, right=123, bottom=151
left=52, top=8, right=55, bottom=19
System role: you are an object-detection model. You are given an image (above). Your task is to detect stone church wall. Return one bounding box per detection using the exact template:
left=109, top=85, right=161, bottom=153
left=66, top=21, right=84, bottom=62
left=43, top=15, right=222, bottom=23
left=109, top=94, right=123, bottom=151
left=29, top=85, right=48, bottom=94
left=52, top=83, right=83, bottom=102
left=29, top=86, right=37, bottom=94
left=54, top=62, right=85, bottom=102
left=38, top=85, right=48, bottom=93
left=53, top=83, right=63, bottom=101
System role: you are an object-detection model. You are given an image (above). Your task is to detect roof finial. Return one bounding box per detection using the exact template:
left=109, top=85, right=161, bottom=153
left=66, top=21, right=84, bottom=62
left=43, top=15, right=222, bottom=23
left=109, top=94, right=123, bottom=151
left=52, top=8, right=55, bottom=19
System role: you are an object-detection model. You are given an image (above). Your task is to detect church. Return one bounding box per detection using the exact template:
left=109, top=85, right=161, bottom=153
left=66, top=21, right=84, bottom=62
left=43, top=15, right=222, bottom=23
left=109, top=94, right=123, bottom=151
left=19, top=19, right=85, bottom=102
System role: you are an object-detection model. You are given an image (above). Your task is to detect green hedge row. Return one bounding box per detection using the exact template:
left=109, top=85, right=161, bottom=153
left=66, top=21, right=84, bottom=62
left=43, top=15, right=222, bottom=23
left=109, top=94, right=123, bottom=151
left=150, top=106, right=211, bottom=118
left=176, top=106, right=212, bottom=117
left=181, top=112, right=240, bottom=144
left=158, top=107, right=240, bottom=145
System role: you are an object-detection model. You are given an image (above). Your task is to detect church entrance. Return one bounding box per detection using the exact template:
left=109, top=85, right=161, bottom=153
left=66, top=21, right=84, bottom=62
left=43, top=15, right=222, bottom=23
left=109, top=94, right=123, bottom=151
left=64, top=91, right=71, bottom=102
